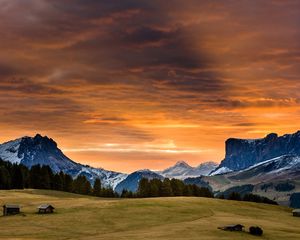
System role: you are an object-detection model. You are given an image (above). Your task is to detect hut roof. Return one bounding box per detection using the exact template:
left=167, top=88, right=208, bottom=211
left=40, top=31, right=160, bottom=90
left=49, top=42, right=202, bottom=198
left=292, top=209, right=300, bottom=213
left=3, top=204, right=20, bottom=208
left=37, top=204, right=55, bottom=210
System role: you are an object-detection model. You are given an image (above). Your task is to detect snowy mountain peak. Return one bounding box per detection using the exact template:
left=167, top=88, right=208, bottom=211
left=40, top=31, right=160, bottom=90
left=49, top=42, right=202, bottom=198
left=174, top=161, right=191, bottom=168
left=135, top=169, right=153, bottom=173
left=160, top=161, right=217, bottom=180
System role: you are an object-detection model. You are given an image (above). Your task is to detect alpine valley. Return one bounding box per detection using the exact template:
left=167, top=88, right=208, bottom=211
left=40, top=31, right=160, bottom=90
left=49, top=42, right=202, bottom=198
left=1, top=132, right=300, bottom=207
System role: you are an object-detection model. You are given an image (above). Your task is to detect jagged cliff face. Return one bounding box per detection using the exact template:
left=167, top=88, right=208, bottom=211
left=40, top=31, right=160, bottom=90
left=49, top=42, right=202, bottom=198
left=218, top=131, right=300, bottom=171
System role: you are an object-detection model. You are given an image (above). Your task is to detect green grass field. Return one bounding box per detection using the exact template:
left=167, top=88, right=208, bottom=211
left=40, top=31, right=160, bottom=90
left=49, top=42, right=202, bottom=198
left=0, top=190, right=299, bottom=240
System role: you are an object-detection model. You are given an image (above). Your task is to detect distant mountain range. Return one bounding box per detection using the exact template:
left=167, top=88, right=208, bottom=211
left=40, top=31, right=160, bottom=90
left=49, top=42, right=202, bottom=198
left=1, top=132, right=300, bottom=206
left=0, top=134, right=216, bottom=191
left=114, top=161, right=218, bottom=193
left=158, top=161, right=218, bottom=180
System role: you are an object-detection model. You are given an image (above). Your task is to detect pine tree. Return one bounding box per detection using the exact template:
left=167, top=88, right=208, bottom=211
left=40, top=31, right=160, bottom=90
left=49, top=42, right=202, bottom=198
left=101, top=187, right=115, bottom=197
left=161, top=178, right=173, bottom=196
left=63, top=173, right=73, bottom=192
left=93, top=178, right=102, bottom=196
left=183, top=184, right=193, bottom=196
left=170, top=179, right=185, bottom=196
left=40, top=166, right=52, bottom=189
left=84, top=180, right=92, bottom=195
left=73, top=175, right=91, bottom=195
left=149, top=179, right=160, bottom=197
left=11, top=164, right=23, bottom=189
left=29, top=165, right=42, bottom=189
left=52, top=173, right=63, bottom=190
left=121, top=189, right=134, bottom=198
left=228, top=192, right=241, bottom=201
left=138, top=178, right=150, bottom=197
left=20, top=164, right=29, bottom=188
left=0, top=165, right=11, bottom=189
left=121, top=189, right=129, bottom=198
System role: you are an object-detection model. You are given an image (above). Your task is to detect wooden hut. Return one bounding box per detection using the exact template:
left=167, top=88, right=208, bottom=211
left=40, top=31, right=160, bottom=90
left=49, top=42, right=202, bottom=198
left=3, top=204, right=20, bottom=216
left=292, top=209, right=300, bottom=217
left=37, top=204, right=55, bottom=214
left=218, top=224, right=245, bottom=232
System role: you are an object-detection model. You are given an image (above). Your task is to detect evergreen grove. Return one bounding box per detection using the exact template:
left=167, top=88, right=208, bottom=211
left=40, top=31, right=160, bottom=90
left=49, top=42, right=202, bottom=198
left=0, top=159, right=277, bottom=205
left=0, top=159, right=115, bottom=197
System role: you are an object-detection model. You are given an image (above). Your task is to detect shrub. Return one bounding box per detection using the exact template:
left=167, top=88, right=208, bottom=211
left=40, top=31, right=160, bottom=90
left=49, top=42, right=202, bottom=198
left=275, top=182, right=295, bottom=192
left=249, top=226, right=263, bottom=236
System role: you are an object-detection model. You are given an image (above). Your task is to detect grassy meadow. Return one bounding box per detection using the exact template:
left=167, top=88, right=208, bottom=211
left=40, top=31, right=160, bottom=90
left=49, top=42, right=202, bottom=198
left=0, top=189, right=299, bottom=240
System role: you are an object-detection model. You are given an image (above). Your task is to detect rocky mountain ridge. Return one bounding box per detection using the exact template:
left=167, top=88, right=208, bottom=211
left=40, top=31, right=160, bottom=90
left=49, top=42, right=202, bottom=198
left=214, top=131, right=300, bottom=173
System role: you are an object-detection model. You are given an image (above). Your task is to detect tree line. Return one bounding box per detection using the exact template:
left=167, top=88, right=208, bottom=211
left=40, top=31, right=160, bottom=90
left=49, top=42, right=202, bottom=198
left=134, top=178, right=214, bottom=198
left=0, top=159, right=115, bottom=197
left=219, top=191, right=278, bottom=205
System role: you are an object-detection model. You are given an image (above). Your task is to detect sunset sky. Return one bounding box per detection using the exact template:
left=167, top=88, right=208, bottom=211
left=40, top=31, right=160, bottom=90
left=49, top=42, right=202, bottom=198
left=1, top=0, right=300, bottom=173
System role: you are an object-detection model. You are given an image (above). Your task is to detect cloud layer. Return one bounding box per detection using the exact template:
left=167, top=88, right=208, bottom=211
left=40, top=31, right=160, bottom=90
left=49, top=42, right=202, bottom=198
left=0, top=0, right=300, bottom=172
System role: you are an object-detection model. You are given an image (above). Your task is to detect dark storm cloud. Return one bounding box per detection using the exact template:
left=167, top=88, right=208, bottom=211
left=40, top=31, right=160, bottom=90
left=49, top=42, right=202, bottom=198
left=42, top=1, right=226, bottom=96
left=1, top=0, right=299, bottom=100
left=0, top=78, right=66, bottom=95
left=1, top=0, right=226, bottom=96
left=119, top=27, right=178, bottom=46
left=203, top=98, right=300, bottom=110
left=0, top=63, right=16, bottom=77
left=100, top=117, right=128, bottom=122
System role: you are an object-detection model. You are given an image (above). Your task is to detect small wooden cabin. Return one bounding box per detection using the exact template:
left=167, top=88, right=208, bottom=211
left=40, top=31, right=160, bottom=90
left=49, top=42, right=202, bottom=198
left=218, top=224, right=245, bottom=232
left=3, top=204, right=20, bottom=216
left=37, top=204, right=55, bottom=214
left=292, top=209, right=300, bottom=217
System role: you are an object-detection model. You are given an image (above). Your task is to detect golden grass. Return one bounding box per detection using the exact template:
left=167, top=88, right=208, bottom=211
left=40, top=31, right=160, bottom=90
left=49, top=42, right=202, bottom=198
left=0, top=189, right=299, bottom=240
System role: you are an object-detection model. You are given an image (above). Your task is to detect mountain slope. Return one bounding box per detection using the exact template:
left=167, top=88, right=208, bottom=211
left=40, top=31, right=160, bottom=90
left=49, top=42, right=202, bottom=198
left=160, top=161, right=217, bottom=179
left=228, top=154, right=300, bottom=182
left=0, top=134, right=127, bottom=188
left=115, top=169, right=164, bottom=193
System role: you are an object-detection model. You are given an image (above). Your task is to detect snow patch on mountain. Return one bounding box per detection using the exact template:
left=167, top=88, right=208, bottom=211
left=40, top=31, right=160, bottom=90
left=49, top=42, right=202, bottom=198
left=0, top=138, right=23, bottom=164
left=74, top=166, right=127, bottom=189
left=242, top=155, right=300, bottom=175
left=210, top=166, right=232, bottom=176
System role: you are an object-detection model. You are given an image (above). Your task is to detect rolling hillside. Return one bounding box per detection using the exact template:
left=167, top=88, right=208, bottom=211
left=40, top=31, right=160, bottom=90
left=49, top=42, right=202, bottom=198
left=0, top=190, right=299, bottom=240
left=203, top=155, right=300, bottom=206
